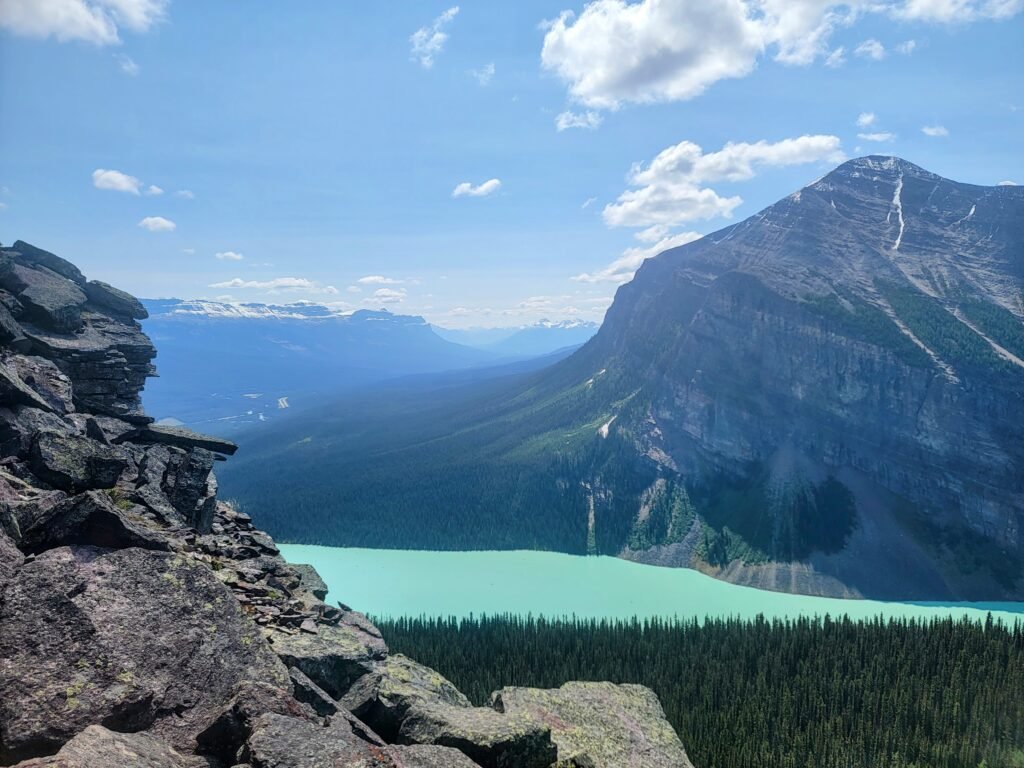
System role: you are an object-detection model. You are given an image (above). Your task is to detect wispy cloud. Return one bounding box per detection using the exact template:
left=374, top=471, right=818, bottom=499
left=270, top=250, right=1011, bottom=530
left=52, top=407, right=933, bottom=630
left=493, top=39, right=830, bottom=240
left=854, top=39, right=886, bottom=60
left=358, top=275, right=403, bottom=285
left=144, top=184, right=163, bottom=196
left=116, top=53, right=139, bottom=76
left=857, top=131, right=896, bottom=142
left=175, top=189, right=195, bottom=199
left=209, top=277, right=316, bottom=290
left=410, top=6, right=459, bottom=69
left=215, top=251, right=244, bottom=261
left=555, top=110, right=603, bottom=132
left=372, top=287, right=407, bottom=304
left=921, top=124, right=949, bottom=137
left=138, top=216, right=176, bottom=232
left=452, top=178, right=501, bottom=198
left=470, top=62, right=495, bottom=85
left=856, top=112, right=876, bottom=127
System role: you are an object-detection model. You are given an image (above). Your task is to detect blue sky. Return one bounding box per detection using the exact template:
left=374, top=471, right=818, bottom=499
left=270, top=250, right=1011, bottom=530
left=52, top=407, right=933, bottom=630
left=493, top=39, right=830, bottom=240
left=1, top=1, right=1021, bottom=327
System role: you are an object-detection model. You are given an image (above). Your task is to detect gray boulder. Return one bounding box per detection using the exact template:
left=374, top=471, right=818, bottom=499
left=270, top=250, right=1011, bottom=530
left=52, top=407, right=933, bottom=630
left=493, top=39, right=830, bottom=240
left=240, top=713, right=482, bottom=768
left=8, top=725, right=213, bottom=768
left=9, top=240, right=86, bottom=285
left=343, top=653, right=471, bottom=740
left=16, top=490, right=174, bottom=555
left=84, top=280, right=148, bottom=320
left=291, top=563, right=329, bottom=601
left=0, top=360, right=54, bottom=413
left=29, top=430, right=127, bottom=492
left=492, top=682, right=694, bottom=768
left=0, top=546, right=289, bottom=761
left=0, top=527, right=22, bottom=592
left=396, top=703, right=555, bottom=768
left=267, top=610, right=387, bottom=700
left=1, top=263, right=87, bottom=333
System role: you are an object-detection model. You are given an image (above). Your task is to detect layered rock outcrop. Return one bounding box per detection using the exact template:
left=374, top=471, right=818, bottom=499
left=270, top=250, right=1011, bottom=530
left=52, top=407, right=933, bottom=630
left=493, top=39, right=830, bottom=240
left=0, top=242, right=690, bottom=766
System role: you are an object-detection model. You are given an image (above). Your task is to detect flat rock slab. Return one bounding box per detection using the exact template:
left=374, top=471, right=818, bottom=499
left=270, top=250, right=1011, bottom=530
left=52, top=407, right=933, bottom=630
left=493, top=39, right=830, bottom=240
left=9, top=241, right=86, bottom=286
left=29, top=430, right=128, bottom=493
left=9, top=725, right=213, bottom=768
left=115, top=424, right=238, bottom=456
left=268, top=613, right=387, bottom=700
left=397, top=703, right=555, bottom=768
left=84, top=280, right=148, bottom=320
left=492, top=682, right=694, bottom=768
left=241, top=713, right=483, bottom=768
left=0, top=546, right=289, bottom=762
left=1, top=263, right=87, bottom=333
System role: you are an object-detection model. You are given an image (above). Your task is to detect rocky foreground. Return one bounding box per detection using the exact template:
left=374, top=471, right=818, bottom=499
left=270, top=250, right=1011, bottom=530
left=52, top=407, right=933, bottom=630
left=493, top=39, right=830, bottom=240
left=0, top=241, right=693, bottom=767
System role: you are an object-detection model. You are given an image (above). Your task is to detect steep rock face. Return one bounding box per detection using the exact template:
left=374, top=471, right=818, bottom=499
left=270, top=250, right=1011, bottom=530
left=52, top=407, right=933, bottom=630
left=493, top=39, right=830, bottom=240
left=0, top=243, right=687, bottom=767
left=588, top=157, right=1024, bottom=597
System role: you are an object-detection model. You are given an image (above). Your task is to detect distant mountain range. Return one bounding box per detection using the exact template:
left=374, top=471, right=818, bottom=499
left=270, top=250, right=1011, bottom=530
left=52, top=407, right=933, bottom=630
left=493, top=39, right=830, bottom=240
left=435, top=319, right=599, bottom=357
left=141, top=300, right=596, bottom=431
left=219, top=156, right=1024, bottom=601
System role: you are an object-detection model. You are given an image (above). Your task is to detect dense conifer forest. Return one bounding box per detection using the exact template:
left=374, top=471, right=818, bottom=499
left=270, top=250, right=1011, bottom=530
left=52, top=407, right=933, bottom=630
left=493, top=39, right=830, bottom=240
left=378, top=613, right=1024, bottom=768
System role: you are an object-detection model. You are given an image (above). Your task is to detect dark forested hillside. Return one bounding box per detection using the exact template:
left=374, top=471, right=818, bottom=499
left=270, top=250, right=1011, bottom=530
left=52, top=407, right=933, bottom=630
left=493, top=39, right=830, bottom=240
left=379, top=614, right=1024, bottom=768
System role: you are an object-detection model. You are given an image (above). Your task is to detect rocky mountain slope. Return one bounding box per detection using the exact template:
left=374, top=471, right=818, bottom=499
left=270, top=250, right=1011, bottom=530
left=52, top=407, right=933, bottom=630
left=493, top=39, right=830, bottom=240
left=0, top=240, right=691, bottom=767
left=222, top=157, right=1024, bottom=600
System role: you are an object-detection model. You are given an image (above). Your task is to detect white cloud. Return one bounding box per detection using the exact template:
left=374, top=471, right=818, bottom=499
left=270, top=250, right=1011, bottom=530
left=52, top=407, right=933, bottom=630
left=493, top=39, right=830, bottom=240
left=540, top=0, right=763, bottom=109
left=323, top=285, right=340, bottom=295
left=894, top=0, right=1022, bottom=22
left=93, top=168, right=141, bottom=194
left=410, top=6, right=459, bottom=68
left=573, top=231, right=705, bottom=283
left=209, top=277, right=316, bottom=290
left=452, top=178, right=501, bottom=198
left=347, top=285, right=362, bottom=294
left=555, top=110, right=604, bottom=131
left=997, top=180, right=1018, bottom=186
left=854, top=39, right=886, bottom=60
left=144, top=184, right=163, bottom=196
left=116, top=53, right=139, bottom=75
left=470, top=62, right=495, bottom=85
left=896, top=39, right=917, bottom=54
left=182, top=248, right=196, bottom=255
left=175, top=189, right=195, bottom=199
left=824, top=47, right=846, bottom=67
left=137, top=216, right=175, bottom=232
left=215, top=251, right=244, bottom=261
left=603, top=134, right=845, bottom=228
left=539, top=0, right=1021, bottom=109
left=856, top=112, right=877, bottom=127
left=581, top=196, right=597, bottom=209
left=357, top=275, right=402, bottom=285
left=921, top=124, right=949, bottom=136
left=0, top=0, right=168, bottom=45
left=372, top=288, right=407, bottom=304
left=857, top=131, right=896, bottom=141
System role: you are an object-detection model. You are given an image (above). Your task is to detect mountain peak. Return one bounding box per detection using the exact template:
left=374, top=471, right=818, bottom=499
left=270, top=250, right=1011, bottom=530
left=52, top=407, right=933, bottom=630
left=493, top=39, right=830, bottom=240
left=815, top=156, right=941, bottom=188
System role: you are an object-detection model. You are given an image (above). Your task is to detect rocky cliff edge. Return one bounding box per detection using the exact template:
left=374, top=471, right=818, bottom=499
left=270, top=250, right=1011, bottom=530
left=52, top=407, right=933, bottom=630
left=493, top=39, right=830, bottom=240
left=0, top=240, right=692, bottom=767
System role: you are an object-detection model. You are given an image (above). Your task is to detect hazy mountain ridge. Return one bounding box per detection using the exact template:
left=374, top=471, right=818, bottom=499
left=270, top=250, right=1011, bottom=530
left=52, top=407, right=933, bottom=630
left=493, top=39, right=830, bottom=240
left=222, top=157, right=1024, bottom=600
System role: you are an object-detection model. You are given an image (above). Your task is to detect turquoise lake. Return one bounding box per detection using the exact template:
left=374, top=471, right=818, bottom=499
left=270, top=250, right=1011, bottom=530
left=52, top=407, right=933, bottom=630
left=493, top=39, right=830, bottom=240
left=279, top=545, right=1024, bottom=624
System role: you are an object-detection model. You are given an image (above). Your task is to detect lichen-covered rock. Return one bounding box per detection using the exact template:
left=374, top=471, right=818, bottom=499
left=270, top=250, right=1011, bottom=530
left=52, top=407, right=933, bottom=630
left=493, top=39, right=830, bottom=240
left=397, top=703, right=555, bottom=768
left=267, top=612, right=387, bottom=700
left=291, top=563, right=329, bottom=601
left=0, top=546, right=289, bottom=762
left=16, top=490, right=174, bottom=555
left=8, top=725, right=213, bottom=768
left=344, top=653, right=471, bottom=741
left=492, top=682, right=693, bottom=768
left=197, top=680, right=322, bottom=764
left=0, top=359, right=55, bottom=413
left=29, top=430, right=127, bottom=492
